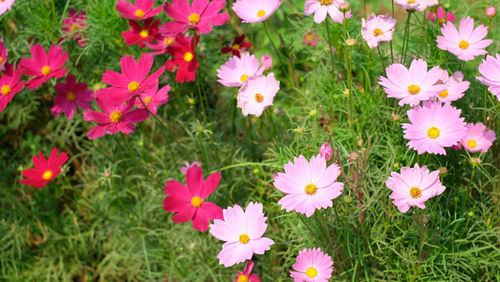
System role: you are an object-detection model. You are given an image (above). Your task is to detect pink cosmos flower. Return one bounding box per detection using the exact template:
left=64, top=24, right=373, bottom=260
left=163, top=165, right=223, bottom=232
left=134, top=83, right=170, bottom=114
left=379, top=59, right=444, bottom=106
left=319, top=142, right=333, bottom=161
left=402, top=101, right=467, bottom=155
left=260, top=55, right=273, bottom=71
left=209, top=202, right=274, bottom=267
left=290, top=248, right=333, bottom=282
left=19, top=44, right=68, bottom=90
left=234, top=261, right=261, bottom=282
left=19, top=148, right=69, bottom=189
left=180, top=161, right=201, bottom=175
left=60, top=10, right=88, bottom=48
left=0, top=38, right=7, bottom=72
left=394, top=0, right=426, bottom=11
left=232, top=0, right=283, bottom=23
left=122, top=19, right=160, bottom=48
left=165, top=34, right=199, bottom=83
left=303, top=31, right=320, bottom=46
left=304, top=0, right=352, bottom=24
left=476, top=54, right=500, bottom=101
left=460, top=123, right=496, bottom=153
left=98, top=53, right=165, bottom=106
left=217, top=53, right=264, bottom=87
left=161, top=0, right=230, bottom=35
left=361, top=14, right=396, bottom=49
left=386, top=164, right=445, bottom=213
left=0, top=64, right=24, bottom=113
left=426, top=7, right=455, bottom=25
left=274, top=155, right=344, bottom=217
left=436, top=16, right=492, bottom=61
left=116, top=0, right=162, bottom=20
left=51, top=75, right=94, bottom=120
left=435, top=70, right=469, bottom=102
left=237, top=73, right=280, bottom=117
left=145, top=34, right=176, bottom=55
left=83, top=98, right=149, bottom=139
left=0, top=0, right=15, bottom=16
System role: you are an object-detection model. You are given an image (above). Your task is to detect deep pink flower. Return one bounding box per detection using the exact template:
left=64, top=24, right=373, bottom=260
left=122, top=19, right=160, bottom=48
left=134, top=83, right=170, bottom=114
left=98, top=53, right=165, bottom=106
left=60, top=9, right=88, bottom=47
left=0, top=64, right=24, bottom=113
left=460, top=123, right=496, bottom=153
left=476, top=54, right=500, bottom=101
left=435, top=70, right=469, bottom=102
left=290, top=248, right=333, bottom=282
left=116, top=0, right=162, bottom=20
left=319, top=142, right=333, bottom=161
left=145, top=34, right=177, bottom=55
left=234, top=261, right=261, bottom=282
left=436, top=16, right=492, bottom=61
left=0, top=38, right=7, bottom=72
left=19, top=148, right=68, bottom=189
left=485, top=6, right=496, bottom=18
left=181, top=161, right=201, bottom=175
left=303, top=31, right=320, bottom=46
left=51, top=75, right=94, bottom=120
left=161, top=0, right=230, bottom=35
left=426, top=7, right=455, bottom=25
left=83, top=98, right=149, bottom=139
left=19, top=44, right=68, bottom=90
left=221, top=34, right=253, bottom=58
left=163, top=166, right=223, bottom=232
left=165, top=34, right=199, bottom=83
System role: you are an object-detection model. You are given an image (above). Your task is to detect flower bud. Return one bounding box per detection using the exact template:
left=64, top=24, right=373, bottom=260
left=345, top=38, right=356, bottom=47
left=486, top=6, right=496, bottom=18
left=339, top=2, right=350, bottom=13
left=260, top=55, right=273, bottom=71
left=319, top=142, right=333, bottom=161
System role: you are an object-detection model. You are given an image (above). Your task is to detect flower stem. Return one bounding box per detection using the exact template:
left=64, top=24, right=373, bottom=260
left=209, top=162, right=276, bottom=174
left=401, top=12, right=413, bottom=64
left=262, top=21, right=285, bottom=73
left=325, top=19, right=336, bottom=71
left=377, top=46, right=386, bottom=73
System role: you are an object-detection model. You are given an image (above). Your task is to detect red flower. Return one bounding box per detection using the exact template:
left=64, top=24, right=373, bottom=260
left=163, top=166, right=223, bottom=232
left=122, top=18, right=160, bottom=48
left=19, top=44, right=68, bottom=90
left=221, top=34, right=252, bottom=58
left=20, top=148, right=69, bottom=189
left=165, top=34, right=199, bottom=83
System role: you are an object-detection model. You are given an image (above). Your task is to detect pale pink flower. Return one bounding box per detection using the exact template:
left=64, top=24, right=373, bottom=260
left=436, top=16, right=492, bottom=61
left=460, top=123, right=496, bottom=153
left=181, top=161, right=201, bottom=174
left=476, top=54, right=500, bottom=101
left=402, top=101, right=467, bottom=155
left=209, top=202, right=274, bottom=267
left=290, top=248, right=333, bottom=282
left=237, top=73, right=279, bottom=117
left=386, top=164, right=445, bottom=213
left=378, top=59, right=444, bottom=106
left=232, top=0, right=283, bottom=23
left=274, top=155, right=343, bottom=217
left=361, top=14, right=396, bottom=49
left=435, top=70, right=469, bottom=102
left=304, top=0, right=352, bottom=24
left=319, top=142, right=333, bottom=161
left=0, top=0, right=15, bottom=16
left=394, top=0, right=426, bottom=11
left=217, top=53, right=264, bottom=87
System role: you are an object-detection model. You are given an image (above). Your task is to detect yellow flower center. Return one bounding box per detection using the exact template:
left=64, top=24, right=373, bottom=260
left=140, top=30, right=149, bottom=38
left=42, top=170, right=53, bottom=180
left=305, top=35, right=313, bottom=41
left=0, top=57, right=3, bottom=64
left=191, top=196, right=203, bottom=207
left=109, top=110, right=123, bottom=123
left=304, top=183, right=318, bottom=195
left=240, top=74, right=249, bottom=82
left=459, top=40, right=469, bottom=50
left=164, top=37, right=174, bottom=46
left=320, top=0, right=333, bottom=5
left=41, top=65, right=52, bottom=76
left=373, top=28, right=384, bottom=36
left=409, top=186, right=422, bottom=198
left=70, top=24, right=79, bottom=32
left=257, top=10, right=266, bottom=17
left=427, top=127, right=440, bottom=139
left=305, top=267, right=318, bottom=278
left=438, top=90, right=448, bottom=98
left=188, top=13, right=201, bottom=25
left=467, top=139, right=477, bottom=148
left=407, top=0, right=416, bottom=4
left=438, top=18, right=445, bottom=24
left=184, top=52, right=194, bottom=62
left=407, top=84, right=420, bottom=95
left=144, top=96, right=152, bottom=104
left=239, top=234, right=250, bottom=244
left=237, top=275, right=249, bottom=282
left=1, top=85, right=11, bottom=96
left=66, top=91, right=76, bottom=102
left=254, top=93, right=264, bottom=103
left=135, top=9, right=145, bottom=18
left=128, top=81, right=141, bottom=92
left=232, top=44, right=240, bottom=50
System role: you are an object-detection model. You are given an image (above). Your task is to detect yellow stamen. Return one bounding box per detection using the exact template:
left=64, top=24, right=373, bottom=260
left=128, top=81, right=141, bottom=92
left=427, top=127, right=440, bottom=139
left=70, top=24, right=79, bottom=32
left=319, top=0, right=333, bottom=5
left=184, top=52, right=194, bottom=62
left=0, top=57, right=3, bottom=64
left=438, top=90, right=448, bottom=98
left=42, top=170, right=53, bottom=180
left=188, top=13, right=201, bottom=25
left=467, top=140, right=477, bottom=148
left=409, top=186, right=422, bottom=198
left=66, top=91, right=76, bottom=102
left=254, top=93, right=264, bottom=103
left=305, top=267, right=318, bottom=278
left=438, top=18, right=445, bottom=24
left=304, top=183, right=318, bottom=195
left=459, top=40, right=469, bottom=50
left=373, top=28, right=384, bottom=36
left=232, top=44, right=240, bottom=50
left=135, top=9, right=145, bottom=18
left=257, top=10, right=266, bottom=17
left=1, top=85, right=11, bottom=96
left=407, top=0, right=416, bottom=4
left=240, top=74, right=249, bottom=82
left=41, top=65, right=52, bottom=76
left=191, top=196, right=203, bottom=207
left=109, top=110, right=123, bottom=123
left=239, top=234, right=250, bottom=244
left=237, top=275, right=249, bottom=282
left=140, top=30, right=149, bottom=38
left=144, top=96, right=152, bottom=104
left=407, top=84, right=420, bottom=95
left=164, top=37, right=174, bottom=46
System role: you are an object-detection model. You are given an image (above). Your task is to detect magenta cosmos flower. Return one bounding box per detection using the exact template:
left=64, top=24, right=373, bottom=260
left=290, top=248, right=333, bottom=282
left=98, top=53, right=165, bottom=106
left=303, top=31, right=320, bottom=46
left=134, top=83, right=170, bottom=115
left=116, top=0, right=162, bottom=20
left=476, top=54, right=500, bottom=101
left=460, top=123, right=496, bottom=153
left=217, top=53, right=264, bottom=87
left=83, top=98, right=149, bottom=139
left=234, top=261, right=261, bottom=282
left=436, top=16, right=492, bottom=61
left=361, top=14, right=396, bottom=49
left=19, top=148, right=68, bottom=189
left=402, top=101, right=467, bottom=155
left=163, top=165, right=223, bottom=232
left=304, top=0, right=352, bottom=24
left=274, top=155, right=344, bottom=217
left=435, top=70, right=469, bottom=102
left=0, top=64, right=24, bottom=113
left=122, top=18, right=160, bottom=48
left=232, top=0, right=283, bottom=23
left=0, top=38, right=7, bottom=72
left=237, top=73, right=279, bottom=117
left=51, top=75, right=94, bottom=120
left=60, top=10, right=88, bottom=47
left=386, top=164, right=445, bottom=213
left=0, top=0, right=15, bottom=16
left=379, top=59, right=444, bottom=106
left=209, top=202, right=274, bottom=267
left=19, top=44, right=68, bottom=90
left=161, top=0, right=229, bottom=35
left=145, top=34, right=176, bottom=55
left=426, top=7, right=455, bottom=25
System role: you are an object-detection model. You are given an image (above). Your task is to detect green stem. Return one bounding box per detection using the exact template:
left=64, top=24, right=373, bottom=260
left=377, top=46, right=386, bottom=73
left=263, top=21, right=285, bottom=73
left=325, top=19, right=336, bottom=71
left=390, top=40, right=394, bottom=64
left=392, top=0, right=395, bottom=17
left=402, top=12, right=412, bottom=64
left=198, top=133, right=208, bottom=169
left=461, top=166, right=476, bottom=213
left=209, top=162, right=276, bottom=174
left=315, top=213, right=335, bottom=253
